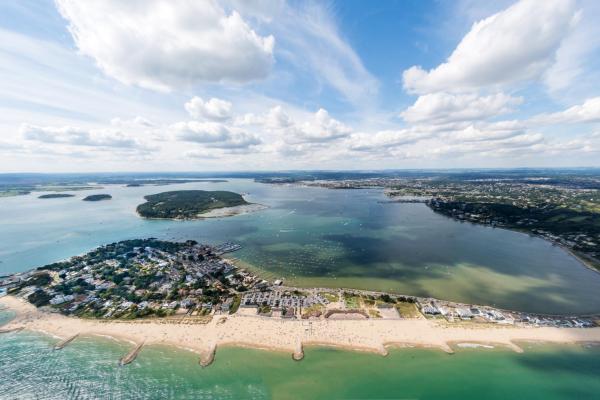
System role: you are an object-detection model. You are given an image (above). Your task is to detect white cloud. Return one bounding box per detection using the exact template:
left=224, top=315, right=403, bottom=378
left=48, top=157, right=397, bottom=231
left=184, top=149, right=219, bottom=159
left=172, top=121, right=261, bottom=149
left=56, top=0, right=275, bottom=91
left=185, top=97, right=233, bottom=121
left=235, top=105, right=293, bottom=129
left=236, top=105, right=350, bottom=143
left=401, top=92, right=522, bottom=124
left=403, top=0, right=578, bottom=94
left=429, top=132, right=544, bottom=158
left=348, top=129, right=433, bottom=152
left=531, top=97, right=600, bottom=124
left=20, top=124, right=143, bottom=149
left=543, top=0, right=600, bottom=93
left=291, top=108, right=351, bottom=142
left=110, top=116, right=155, bottom=128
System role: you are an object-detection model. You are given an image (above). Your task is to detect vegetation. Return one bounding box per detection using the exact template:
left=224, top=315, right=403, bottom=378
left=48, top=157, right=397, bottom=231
left=83, top=194, right=112, bottom=201
left=229, top=295, right=242, bottom=314
left=38, top=193, right=75, bottom=199
left=343, top=292, right=361, bottom=309
left=320, top=292, right=339, bottom=303
left=395, top=302, right=421, bottom=318
left=136, top=190, right=249, bottom=219
left=28, top=290, right=52, bottom=307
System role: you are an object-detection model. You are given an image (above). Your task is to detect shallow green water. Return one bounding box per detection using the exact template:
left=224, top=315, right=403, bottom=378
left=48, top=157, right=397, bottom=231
left=1, top=179, right=600, bottom=314
left=0, top=328, right=599, bottom=400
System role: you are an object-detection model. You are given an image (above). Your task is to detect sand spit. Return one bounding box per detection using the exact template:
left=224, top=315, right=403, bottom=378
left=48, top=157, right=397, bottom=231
left=2, top=296, right=600, bottom=365
left=198, top=203, right=268, bottom=219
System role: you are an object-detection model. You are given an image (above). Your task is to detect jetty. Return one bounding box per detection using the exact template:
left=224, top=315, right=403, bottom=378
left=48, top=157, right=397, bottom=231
left=54, top=334, right=78, bottom=350
left=200, top=342, right=217, bottom=367
left=0, top=326, right=23, bottom=334
left=119, top=342, right=144, bottom=366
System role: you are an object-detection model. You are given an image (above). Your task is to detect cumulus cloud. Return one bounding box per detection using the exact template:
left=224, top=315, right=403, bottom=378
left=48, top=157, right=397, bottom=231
left=20, top=124, right=142, bottom=149
left=403, top=0, right=579, bottom=94
left=444, top=121, right=527, bottom=142
left=235, top=105, right=293, bottom=129
left=172, top=121, right=261, bottom=149
left=291, top=109, right=351, bottom=142
left=184, top=149, right=219, bottom=159
left=348, top=129, right=433, bottom=152
left=56, top=0, right=275, bottom=91
left=530, top=97, right=600, bottom=124
left=185, top=97, right=233, bottom=121
left=429, top=132, right=544, bottom=158
left=401, top=92, right=522, bottom=124
left=236, top=105, right=350, bottom=143
left=110, top=116, right=155, bottom=128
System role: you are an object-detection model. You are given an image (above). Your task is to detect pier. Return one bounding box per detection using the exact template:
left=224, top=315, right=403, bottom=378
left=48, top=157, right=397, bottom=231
left=119, top=342, right=144, bottom=366
left=54, top=334, right=78, bottom=350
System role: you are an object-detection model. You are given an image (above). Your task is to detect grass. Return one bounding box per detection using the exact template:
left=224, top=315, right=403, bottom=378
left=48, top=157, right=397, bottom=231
left=343, top=294, right=361, bottom=309
left=363, top=298, right=375, bottom=306
left=368, top=309, right=381, bottom=318
left=229, top=295, right=241, bottom=314
left=395, top=302, right=421, bottom=318
left=320, top=292, right=338, bottom=303
left=302, top=304, right=324, bottom=318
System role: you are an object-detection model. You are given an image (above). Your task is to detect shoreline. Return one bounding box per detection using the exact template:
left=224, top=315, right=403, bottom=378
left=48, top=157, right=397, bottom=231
left=422, top=203, right=600, bottom=275
left=136, top=203, right=268, bottom=221
left=3, top=296, right=600, bottom=364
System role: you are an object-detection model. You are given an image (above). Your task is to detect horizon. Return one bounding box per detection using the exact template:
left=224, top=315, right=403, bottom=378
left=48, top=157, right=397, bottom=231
left=2, top=166, right=600, bottom=176
left=1, top=0, right=600, bottom=172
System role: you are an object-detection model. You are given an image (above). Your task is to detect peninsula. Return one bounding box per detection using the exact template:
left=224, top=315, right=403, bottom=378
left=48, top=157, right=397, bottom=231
left=2, top=238, right=600, bottom=365
left=136, top=190, right=262, bottom=219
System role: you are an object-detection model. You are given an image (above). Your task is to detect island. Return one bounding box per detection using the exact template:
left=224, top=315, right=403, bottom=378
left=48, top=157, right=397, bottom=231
left=136, top=190, right=264, bottom=219
left=38, top=193, right=75, bottom=199
left=83, top=194, right=112, bottom=201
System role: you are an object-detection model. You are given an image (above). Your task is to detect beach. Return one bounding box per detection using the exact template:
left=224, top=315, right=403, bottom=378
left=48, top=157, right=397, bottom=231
left=3, top=295, right=600, bottom=363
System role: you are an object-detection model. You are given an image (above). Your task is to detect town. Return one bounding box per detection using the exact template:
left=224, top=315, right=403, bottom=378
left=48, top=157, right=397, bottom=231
left=1, top=239, right=598, bottom=330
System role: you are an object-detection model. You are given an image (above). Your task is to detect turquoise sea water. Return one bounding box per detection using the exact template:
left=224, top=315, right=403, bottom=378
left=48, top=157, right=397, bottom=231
left=1, top=179, right=600, bottom=314
left=1, top=325, right=599, bottom=400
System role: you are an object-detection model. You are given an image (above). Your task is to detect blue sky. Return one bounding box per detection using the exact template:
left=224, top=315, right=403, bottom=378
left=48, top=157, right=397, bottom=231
left=0, top=0, right=599, bottom=172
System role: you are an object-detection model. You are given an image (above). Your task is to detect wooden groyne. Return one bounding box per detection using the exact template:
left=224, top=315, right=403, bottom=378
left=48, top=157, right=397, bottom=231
left=119, top=342, right=144, bottom=366
left=292, top=341, right=304, bottom=361
left=200, top=343, right=217, bottom=367
left=0, top=326, right=23, bottom=334
left=54, top=334, right=78, bottom=350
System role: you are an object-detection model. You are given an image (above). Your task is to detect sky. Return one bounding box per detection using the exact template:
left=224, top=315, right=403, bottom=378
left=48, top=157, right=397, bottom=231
left=0, top=0, right=599, bottom=172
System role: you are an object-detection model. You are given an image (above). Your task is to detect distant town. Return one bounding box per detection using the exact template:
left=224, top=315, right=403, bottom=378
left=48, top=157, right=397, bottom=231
left=1, top=239, right=597, bottom=330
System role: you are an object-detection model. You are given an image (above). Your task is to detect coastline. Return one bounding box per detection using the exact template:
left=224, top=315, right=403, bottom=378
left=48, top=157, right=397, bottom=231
left=137, top=203, right=268, bottom=221
left=425, top=204, right=600, bottom=275
left=3, top=295, right=600, bottom=364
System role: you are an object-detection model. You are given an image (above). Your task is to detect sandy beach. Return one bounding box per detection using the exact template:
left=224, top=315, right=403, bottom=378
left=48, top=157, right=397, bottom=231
left=137, top=203, right=268, bottom=220
left=198, top=203, right=268, bottom=218
left=2, top=295, right=600, bottom=363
